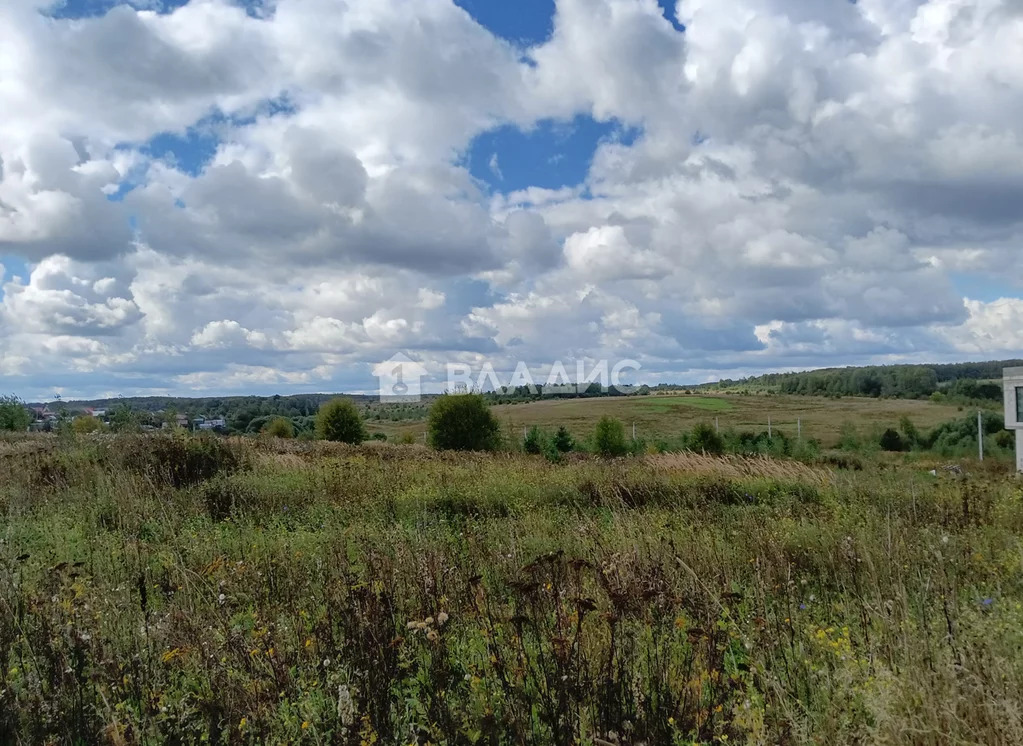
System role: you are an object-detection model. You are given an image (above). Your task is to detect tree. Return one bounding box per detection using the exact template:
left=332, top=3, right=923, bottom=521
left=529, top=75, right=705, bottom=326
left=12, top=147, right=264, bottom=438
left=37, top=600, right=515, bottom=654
left=109, top=403, right=141, bottom=433
left=689, top=422, right=724, bottom=455
left=315, top=398, right=366, bottom=444
left=72, top=416, right=104, bottom=434
left=523, top=426, right=545, bottom=454
left=427, top=393, right=500, bottom=452
left=594, top=416, right=628, bottom=457
left=263, top=416, right=295, bottom=439
left=0, top=395, right=31, bottom=432
left=553, top=426, right=575, bottom=453
left=879, top=428, right=905, bottom=452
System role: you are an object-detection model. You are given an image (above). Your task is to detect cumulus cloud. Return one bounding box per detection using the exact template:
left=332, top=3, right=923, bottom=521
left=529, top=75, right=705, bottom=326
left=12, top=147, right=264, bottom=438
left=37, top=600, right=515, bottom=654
left=0, top=0, right=1021, bottom=397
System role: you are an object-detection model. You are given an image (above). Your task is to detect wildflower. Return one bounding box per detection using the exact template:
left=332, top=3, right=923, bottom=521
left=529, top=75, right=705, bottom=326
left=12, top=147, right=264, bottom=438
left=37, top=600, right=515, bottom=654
left=337, top=684, right=355, bottom=726
left=437, top=611, right=449, bottom=626
left=301, top=721, right=310, bottom=730
left=218, top=593, right=226, bottom=605
left=425, top=616, right=434, bottom=626
left=982, top=597, right=994, bottom=606
left=426, top=629, right=439, bottom=642
left=239, top=717, right=247, bottom=730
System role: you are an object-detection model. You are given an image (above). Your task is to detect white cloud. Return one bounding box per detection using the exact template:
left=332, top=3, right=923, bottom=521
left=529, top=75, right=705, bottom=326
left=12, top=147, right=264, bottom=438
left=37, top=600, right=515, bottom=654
left=0, top=0, right=1021, bottom=397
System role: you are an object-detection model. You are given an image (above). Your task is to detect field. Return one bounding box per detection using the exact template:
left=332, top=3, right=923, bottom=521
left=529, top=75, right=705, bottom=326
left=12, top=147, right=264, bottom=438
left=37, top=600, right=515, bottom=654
left=1, top=434, right=1022, bottom=745
left=368, top=393, right=973, bottom=447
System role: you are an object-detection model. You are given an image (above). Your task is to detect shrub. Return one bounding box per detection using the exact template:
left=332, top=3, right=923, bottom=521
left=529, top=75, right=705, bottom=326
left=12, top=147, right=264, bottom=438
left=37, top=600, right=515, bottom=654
left=553, top=426, right=574, bottom=453
left=689, top=422, right=724, bottom=455
left=428, top=394, right=501, bottom=452
left=119, top=433, right=241, bottom=489
left=316, top=398, right=366, bottom=443
left=262, top=416, right=295, bottom=439
left=879, top=428, right=905, bottom=452
left=0, top=395, right=31, bottom=432
left=523, top=426, right=545, bottom=455
left=71, top=416, right=104, bottom=434
left=594, top=416, right=628, bottom=458
left=371, top=432, right=388, bottom=441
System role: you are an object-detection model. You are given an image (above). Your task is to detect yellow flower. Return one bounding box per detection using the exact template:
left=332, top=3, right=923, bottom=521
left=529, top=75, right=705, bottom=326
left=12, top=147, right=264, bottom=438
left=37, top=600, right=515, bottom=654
left=239, top=717, right=247, bottom=730
left=302, top=721, right=310, bottom=729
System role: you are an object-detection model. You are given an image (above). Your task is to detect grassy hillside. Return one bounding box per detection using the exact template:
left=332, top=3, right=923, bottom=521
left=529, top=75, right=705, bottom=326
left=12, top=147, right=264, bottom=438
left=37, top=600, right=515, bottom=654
left=0, top=435, right=1020, bottom=743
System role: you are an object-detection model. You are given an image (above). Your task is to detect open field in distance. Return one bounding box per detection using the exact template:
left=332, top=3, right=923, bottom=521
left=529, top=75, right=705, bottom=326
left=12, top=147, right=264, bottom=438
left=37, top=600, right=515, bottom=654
left=368, top=393, right=975, bottom=446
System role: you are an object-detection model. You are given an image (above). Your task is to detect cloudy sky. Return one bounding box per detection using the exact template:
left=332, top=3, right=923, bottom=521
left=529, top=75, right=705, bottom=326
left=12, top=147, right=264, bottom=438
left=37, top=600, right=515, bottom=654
left=1, top=0, right=1022, bottom=399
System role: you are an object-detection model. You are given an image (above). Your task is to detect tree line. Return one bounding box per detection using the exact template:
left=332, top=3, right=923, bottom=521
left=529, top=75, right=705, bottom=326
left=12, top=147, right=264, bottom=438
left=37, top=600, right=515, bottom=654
left=713, top=359, right=1022, bottom=401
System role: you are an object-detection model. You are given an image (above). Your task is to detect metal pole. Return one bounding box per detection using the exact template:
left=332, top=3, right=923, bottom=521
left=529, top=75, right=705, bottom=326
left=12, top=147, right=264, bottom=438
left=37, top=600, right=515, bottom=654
left=768, top=417, right=772, bottom=439
left=978, top=411, right=984, bottom=461
left=632, top=422, right=636, bottom=440
left=715, top=417, right=719, bottom=433
left=797, top=418, right=801, bottom=440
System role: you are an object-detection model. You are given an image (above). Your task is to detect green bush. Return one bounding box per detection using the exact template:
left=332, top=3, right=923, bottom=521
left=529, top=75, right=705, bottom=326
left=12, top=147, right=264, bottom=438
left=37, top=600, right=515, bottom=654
left=262, top=416, right=295, bottom=439
left=523, top=426, right=545, bottom=455
left=594, top=416, right=628, bottom=458
left=879, top=428, right=905, bottom=452
left=553, top=426, right=574, bottom=453
left=689, top=422, right=724, bottom=455
left=119, top=433, right=241, bottom=489
left=315, top=398, right=366, bottom=443
left=0, top=395, right=31, bottom=432
left=427, top=394, right=500, bottom=452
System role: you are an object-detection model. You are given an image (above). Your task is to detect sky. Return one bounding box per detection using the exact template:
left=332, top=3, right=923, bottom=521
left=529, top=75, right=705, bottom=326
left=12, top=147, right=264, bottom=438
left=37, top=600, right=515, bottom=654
left=1, top=0, right=1022, bottom=400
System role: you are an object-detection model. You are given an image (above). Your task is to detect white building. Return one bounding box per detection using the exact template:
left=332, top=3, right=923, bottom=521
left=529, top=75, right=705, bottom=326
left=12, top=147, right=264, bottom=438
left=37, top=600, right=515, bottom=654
left=1003, top=367, right=1023, bottom=473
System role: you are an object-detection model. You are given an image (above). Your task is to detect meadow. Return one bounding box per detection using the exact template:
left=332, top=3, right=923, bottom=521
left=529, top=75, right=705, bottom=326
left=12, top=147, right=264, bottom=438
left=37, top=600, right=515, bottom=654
left=367, top=393, right=973, bottom=447
left=1, top=433, right=1021, bottom=745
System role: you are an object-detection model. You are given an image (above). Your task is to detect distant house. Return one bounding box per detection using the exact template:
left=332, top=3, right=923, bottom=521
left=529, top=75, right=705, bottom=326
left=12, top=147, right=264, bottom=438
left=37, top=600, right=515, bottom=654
left=197, top=417, right=227, bottom=431
left=92, top=408, right=107, bottom=418
left=31, top=406, right=58, bottom=423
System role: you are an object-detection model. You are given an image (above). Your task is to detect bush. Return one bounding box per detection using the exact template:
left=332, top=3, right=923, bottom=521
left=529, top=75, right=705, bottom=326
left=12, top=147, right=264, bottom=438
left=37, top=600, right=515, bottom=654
left=119, top=433, right=241, bottom=489
left=879, top=428, right=905, bottom=452
left=71, top=416, right=104, bottom=434
left=553, top=426, right=574, bottom=453
left=0, top=395, right=31, bottom=432
left=523, top=426, right=545, bottom=455
left=262, top=416, right=295, bottom=439
left=316, top=398, right=366, bottom=443
left=594, top=416, right=628, bottom=458
left=428, top=394, right=501, bottom=452
left=689, top=422, right=724, bottom=455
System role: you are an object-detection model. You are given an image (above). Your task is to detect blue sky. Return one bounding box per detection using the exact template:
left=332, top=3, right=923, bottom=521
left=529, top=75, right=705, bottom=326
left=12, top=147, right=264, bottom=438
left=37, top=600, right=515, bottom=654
left=2, top=0, right=1022, bottom=401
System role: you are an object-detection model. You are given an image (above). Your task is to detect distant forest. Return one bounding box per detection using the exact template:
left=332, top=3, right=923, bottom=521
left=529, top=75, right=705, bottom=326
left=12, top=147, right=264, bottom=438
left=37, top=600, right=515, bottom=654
left=713, top=359, right=1022, bottom=401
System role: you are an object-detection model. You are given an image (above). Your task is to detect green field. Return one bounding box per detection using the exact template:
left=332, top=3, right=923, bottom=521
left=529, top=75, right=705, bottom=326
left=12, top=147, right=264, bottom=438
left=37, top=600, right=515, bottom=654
left=0, top=434, right=1021, bottom=744
left=368, top=393, right=975, bottom=447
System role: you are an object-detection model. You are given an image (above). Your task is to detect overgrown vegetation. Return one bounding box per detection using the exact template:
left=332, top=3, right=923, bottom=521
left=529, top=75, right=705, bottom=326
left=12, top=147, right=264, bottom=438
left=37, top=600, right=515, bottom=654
left=315, top=398, right=367, bottom=444
left=0, top=434, right=1021, bottom=744
left=0, top=395, right=32, bottom=432
left=427, top=393, right=501, bottom=452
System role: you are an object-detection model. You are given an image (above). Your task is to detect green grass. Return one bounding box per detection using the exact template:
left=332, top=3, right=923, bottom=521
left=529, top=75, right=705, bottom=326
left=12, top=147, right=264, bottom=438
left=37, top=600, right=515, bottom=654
left=1, top=434, right=1021, bottom=744
left=367, top=393, right=972, bottom=449
left=631, top=395, right=735, bottom=413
